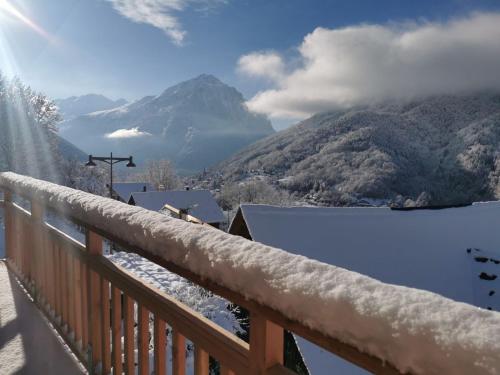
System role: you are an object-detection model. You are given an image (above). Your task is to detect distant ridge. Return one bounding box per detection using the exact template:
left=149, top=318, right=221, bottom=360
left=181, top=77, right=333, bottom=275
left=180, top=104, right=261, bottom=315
left=55, top=94, right=127, bottom=119
left=216, top=93, right=500, bottom=206
left=59, top=75, right=274, bottom=173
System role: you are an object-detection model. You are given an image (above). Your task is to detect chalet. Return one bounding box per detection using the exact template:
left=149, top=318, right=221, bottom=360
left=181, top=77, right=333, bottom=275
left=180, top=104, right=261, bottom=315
left=128, top=190, right=225, bottom=228
left=111, top=182, right=154, bottom=202
left=229, top=203, right=500, bottom=374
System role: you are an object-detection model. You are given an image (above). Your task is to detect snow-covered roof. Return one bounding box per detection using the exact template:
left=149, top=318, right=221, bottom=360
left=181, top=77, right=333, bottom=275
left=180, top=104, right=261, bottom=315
left=129, top=190, right=224, bottom=224
left=2, top=172, right=500, bottom=375
left=112, top=182, right=154, bottom=202
left=235, top=203, right=500, bottom=375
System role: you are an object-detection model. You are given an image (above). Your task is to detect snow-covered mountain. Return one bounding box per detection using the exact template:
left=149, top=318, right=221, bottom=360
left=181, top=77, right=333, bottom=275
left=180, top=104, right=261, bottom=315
left=55, top=94, right=127, bottom=119
left=59, top=75, right=274, bottom=173
left=217, top=94, right=500, bottom=206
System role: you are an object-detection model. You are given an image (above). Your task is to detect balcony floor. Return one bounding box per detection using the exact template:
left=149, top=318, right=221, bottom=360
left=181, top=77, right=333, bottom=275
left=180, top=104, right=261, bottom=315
left=0, top=261, right=85, bottom=374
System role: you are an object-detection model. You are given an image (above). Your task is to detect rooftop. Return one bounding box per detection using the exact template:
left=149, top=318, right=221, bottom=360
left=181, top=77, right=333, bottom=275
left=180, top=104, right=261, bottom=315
left=129, top=190, right=225, bottom=224
left=112, top=182, right=154, bottom=202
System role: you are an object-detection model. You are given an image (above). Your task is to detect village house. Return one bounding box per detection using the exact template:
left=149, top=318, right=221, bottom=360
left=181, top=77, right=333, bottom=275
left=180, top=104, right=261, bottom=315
left=110, top=182, right=154, bottom=202
left=128, top=189, right=225, bottom=228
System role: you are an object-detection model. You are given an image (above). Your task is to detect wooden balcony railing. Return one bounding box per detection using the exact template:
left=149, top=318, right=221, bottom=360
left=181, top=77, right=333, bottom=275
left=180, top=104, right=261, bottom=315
left=1, top=172, right=499, bottom=375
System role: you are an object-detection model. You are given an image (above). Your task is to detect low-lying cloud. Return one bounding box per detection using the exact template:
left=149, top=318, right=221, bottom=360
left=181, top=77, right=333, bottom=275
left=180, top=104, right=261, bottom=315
left=238, top=12, right=500, bottom=120
left=105, top=127, right=152, bottom=139
left=106, top=0, right=227, bottom=45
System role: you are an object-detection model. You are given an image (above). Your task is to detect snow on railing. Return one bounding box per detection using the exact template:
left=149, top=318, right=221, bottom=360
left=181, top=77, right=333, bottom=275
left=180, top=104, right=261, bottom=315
left=1, top=171, right=500, bottom=375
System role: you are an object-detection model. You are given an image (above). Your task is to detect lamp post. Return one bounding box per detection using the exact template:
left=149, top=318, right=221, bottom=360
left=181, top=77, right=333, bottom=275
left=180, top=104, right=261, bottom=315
left=85, top=152, right=136, bottom=199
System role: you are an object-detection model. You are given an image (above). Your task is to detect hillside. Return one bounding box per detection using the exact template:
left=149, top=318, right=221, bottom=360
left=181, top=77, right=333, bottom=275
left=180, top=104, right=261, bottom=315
left=59, top=75, right=274, bottom=173
left=217, top=94, right=500, bottom=206
left=55, top=94, right=127, bottom=119
left=56, top=136, right=87, bottom=161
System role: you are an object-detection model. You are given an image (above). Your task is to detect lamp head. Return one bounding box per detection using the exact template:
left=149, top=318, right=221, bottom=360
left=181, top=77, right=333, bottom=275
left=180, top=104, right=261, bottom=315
left=126, top=156, right=136, bottom=168
left=85, top=155, right=96, bottom=167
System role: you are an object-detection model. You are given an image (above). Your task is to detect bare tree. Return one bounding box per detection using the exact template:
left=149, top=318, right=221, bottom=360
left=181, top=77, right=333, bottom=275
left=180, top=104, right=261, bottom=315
left=0, top=73, right=61, bottom=180
left=219, top=180, right=291, bottom=210
left=136, top=160, right=181, bottom=190
left=59, top=158, right=108, bottom=195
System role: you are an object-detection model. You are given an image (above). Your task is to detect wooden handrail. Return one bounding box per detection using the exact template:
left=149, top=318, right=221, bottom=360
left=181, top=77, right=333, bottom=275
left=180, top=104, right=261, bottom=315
left=0, top=178, right=404, bottom=375
left=0, top=175, right=410, bottom=375
left=3, top=173, right=498, bottom=375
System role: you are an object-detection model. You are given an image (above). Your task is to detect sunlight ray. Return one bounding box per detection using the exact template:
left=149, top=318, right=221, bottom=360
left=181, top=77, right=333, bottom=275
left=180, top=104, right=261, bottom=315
left=0, top=0, right=54, bottom=42
left=0, top=28, right=20, bottom=77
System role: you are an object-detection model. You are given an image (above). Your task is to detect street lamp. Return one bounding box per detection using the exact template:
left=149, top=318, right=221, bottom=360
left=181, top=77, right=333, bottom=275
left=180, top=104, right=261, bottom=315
left=85, top=152, right=136, bottom=199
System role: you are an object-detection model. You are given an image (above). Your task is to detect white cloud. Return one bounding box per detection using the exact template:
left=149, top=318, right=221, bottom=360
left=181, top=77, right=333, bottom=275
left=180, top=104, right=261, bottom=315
left=105, top=127, right=152, bottom=139
left=238, top=51, right=285, bottom=82
left=106, top=0, right=227, bottom=45
left=240, top=13, right=500, bottom=120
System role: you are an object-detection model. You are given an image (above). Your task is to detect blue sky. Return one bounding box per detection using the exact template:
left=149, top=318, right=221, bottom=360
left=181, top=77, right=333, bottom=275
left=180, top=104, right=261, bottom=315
left=1, top=0, right=500, bottom=122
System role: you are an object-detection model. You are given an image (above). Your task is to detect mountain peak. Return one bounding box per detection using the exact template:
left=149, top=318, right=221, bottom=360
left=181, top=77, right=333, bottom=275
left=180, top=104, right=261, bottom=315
left=193, top=74, right=222, bottom=84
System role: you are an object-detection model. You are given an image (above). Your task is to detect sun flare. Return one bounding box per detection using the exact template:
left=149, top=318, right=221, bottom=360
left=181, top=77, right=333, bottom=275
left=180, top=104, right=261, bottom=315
left=0, top=0, right=53, bottom=41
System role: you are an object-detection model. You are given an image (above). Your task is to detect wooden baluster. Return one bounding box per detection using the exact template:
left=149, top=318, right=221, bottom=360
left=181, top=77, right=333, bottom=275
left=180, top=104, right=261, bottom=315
left=81, top=258, right=89, bottom=354
left=54, top=244, right=61, bottom=319
left=249, top=312, right=284, bottom=375
left=31, top=201, right=44, bottom=301
left=46, top=238, right=55, bottom=313
left=68, top=249, right=76, bottom=333
left=138, top=304, right=150, bottom=375
left=111, top=286, right=123, bottom=375
left=19, top=214, right=25, bottom=277
left=43, top=227, right=51, bottom=311
left=123, top=295, right=135, bottom=375
left=172, top=329, right=186, bottom=375
left=3, top=191, right=12, bottom=263
left=154, top=316, right=166, bottom=375
left=87, top=230, right=103, bottom=372
left=194, top=346, right=209, bottom=375
left=101, top=277, right=111, bottom=375
left=61, top=248, right=69, bottom=326
left=74, top=256, right=83, bottom=344
left=40, top=221, right=47, bottom=304
left=22, top=214, right=28, bottom=282
left=26, top=216, right=32, bottom=284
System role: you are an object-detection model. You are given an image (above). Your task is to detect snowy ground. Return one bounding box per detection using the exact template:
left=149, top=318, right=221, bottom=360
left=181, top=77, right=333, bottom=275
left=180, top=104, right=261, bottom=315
left=0, top=261, right=85, bottom=374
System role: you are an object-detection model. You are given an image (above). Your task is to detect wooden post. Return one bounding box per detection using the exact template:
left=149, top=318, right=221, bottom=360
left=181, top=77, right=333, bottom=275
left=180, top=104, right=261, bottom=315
left=54, top=244, right=61, bottom=318
left=81, top=257, right=89, bottom=351
left=138, top=304, right=150, bottom=375
left=101, top=277, right=111, bottom=375
left=68, top=248, right=76, bottom=332
left=154, top=317, right=166, bottom=375
left=61, top=248, right=69, bottom=325
left=31, top=201, right=44, bottom=301
left=249, top=312, right=284, bottom=375
left=74, top=256, right=83, bottom=343
left=47, top=238, right=56, bottom=314
left=194, top=346, right=209, bottom=375
left=172, top=329, right=186, bottom=375
left=111, top=286, right=123, bottom=375
left=123, top=295, right=135, bottom=375
left=3, top=191, right=13, bottom=264
left=86, top=230, right=103, bottom=372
